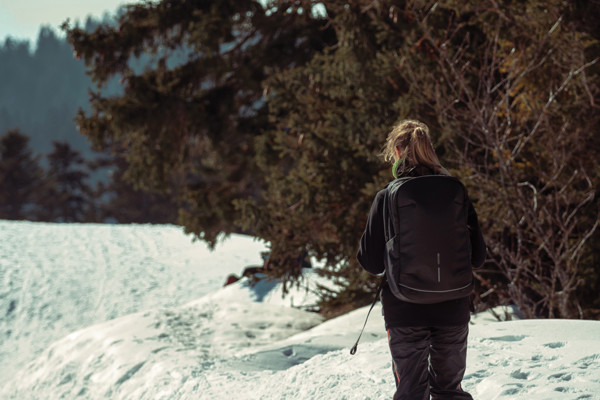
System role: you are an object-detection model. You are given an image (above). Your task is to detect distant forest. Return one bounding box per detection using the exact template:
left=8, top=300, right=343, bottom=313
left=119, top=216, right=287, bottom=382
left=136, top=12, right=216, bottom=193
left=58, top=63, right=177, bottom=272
left=0, top=19, right=112, bottom=158
left=0, top=18, right=177, bottom=224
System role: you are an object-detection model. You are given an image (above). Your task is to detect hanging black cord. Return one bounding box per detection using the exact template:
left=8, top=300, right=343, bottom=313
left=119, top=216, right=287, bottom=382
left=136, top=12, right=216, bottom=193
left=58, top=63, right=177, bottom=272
left=350, top=278, right=385, bottom=355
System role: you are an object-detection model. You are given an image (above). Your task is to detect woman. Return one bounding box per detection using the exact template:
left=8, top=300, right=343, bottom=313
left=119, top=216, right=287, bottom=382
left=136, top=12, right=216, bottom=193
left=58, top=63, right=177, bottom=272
left=357, top=120, right=486, bottom=400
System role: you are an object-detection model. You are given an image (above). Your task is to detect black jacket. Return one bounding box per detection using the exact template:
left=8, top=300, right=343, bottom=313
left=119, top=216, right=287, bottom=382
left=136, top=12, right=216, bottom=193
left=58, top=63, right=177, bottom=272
left=357, top=169, right=486, bottom=327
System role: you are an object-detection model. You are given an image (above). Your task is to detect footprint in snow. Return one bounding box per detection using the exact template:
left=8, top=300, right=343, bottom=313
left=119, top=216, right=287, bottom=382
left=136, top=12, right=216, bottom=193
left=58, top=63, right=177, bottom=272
left=487, top=335, right=527, bottom=342
left=543, top=341, right=566, bottom=349
left=464, top=369, right=490, bottom=380
left=575, top=354, right=600, bottom=370
left=533, top=353, right=558, bottom=363
left=510, top=369, right=530, bottom=380
left=548, top=372, right=572, bottom=382
left=463, top=369, right=491, bottom=386
left=499, top=383, right=524, bottom=396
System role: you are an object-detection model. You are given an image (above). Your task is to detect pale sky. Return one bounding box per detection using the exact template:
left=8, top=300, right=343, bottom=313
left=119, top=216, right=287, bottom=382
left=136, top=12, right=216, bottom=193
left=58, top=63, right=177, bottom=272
left=0, top=0, right=145, bottom=46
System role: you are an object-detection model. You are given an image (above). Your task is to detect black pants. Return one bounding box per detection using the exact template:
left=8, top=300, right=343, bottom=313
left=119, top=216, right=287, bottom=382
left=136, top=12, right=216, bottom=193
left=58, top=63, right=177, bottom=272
left=387, top=324, right=473, bottom=400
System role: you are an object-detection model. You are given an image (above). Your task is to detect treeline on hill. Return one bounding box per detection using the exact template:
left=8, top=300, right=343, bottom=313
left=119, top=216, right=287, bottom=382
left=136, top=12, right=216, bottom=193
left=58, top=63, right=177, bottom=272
left=0, top=18, right=187, bottom=158
left=0, top=16, right=179, bottom=224
left=63, top=0, right=599, bottom=319
left=0, top=128, right=177, bottom=224
left=0, top=24, right=104, bottom=158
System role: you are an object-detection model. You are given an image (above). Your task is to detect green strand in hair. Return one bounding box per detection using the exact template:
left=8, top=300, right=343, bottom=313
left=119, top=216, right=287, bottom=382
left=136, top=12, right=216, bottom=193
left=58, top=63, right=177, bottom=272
left=392, top=158, right=405, bottom=179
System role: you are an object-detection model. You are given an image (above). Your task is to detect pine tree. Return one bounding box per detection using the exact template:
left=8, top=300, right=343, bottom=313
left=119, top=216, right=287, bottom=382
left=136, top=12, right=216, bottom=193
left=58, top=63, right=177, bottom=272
left=63, top=0, right=335, bottom=246
left=38, top=141, right=91, bottom=222
left=95, top=154, right=178, bottom=223
left=0, top=129, right=43, bottom=219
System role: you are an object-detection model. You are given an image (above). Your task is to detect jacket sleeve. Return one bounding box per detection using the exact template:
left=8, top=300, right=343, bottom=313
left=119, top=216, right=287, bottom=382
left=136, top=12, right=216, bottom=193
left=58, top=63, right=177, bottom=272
left=467, top=199, right=486, bottom=269
left=357, top=189, right=387, bottom=275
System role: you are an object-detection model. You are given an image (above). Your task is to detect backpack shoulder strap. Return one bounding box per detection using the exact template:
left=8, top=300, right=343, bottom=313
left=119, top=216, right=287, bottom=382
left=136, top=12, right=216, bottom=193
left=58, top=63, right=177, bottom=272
left=385, top=177, right=413, bottom=240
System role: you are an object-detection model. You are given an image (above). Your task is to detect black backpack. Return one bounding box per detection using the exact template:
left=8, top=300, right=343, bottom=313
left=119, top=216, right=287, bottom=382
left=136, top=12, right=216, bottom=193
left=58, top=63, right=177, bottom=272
left=350, top=172, right=476, bottom=355
left=383, top=174, right=474, bottom=304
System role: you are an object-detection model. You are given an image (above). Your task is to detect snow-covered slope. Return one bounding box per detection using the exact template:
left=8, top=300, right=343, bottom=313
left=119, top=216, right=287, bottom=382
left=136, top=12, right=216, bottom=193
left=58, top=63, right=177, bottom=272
left=2, top=220, right=600, bottom=400
left=0, top=220, right=267, bottom=384
left=3, top=284, right=600, bottom=399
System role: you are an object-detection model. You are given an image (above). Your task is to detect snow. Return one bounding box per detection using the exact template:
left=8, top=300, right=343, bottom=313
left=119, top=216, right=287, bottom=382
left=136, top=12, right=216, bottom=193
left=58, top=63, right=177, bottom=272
left=1, top=220, right=600, bottom=399
left=0, top=220, right=268, bottom=384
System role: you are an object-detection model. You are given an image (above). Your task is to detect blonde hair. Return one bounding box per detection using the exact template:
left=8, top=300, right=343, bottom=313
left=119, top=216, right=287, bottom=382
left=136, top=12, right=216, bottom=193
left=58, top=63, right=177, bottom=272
left=382, top=119, right=447, bottom=175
